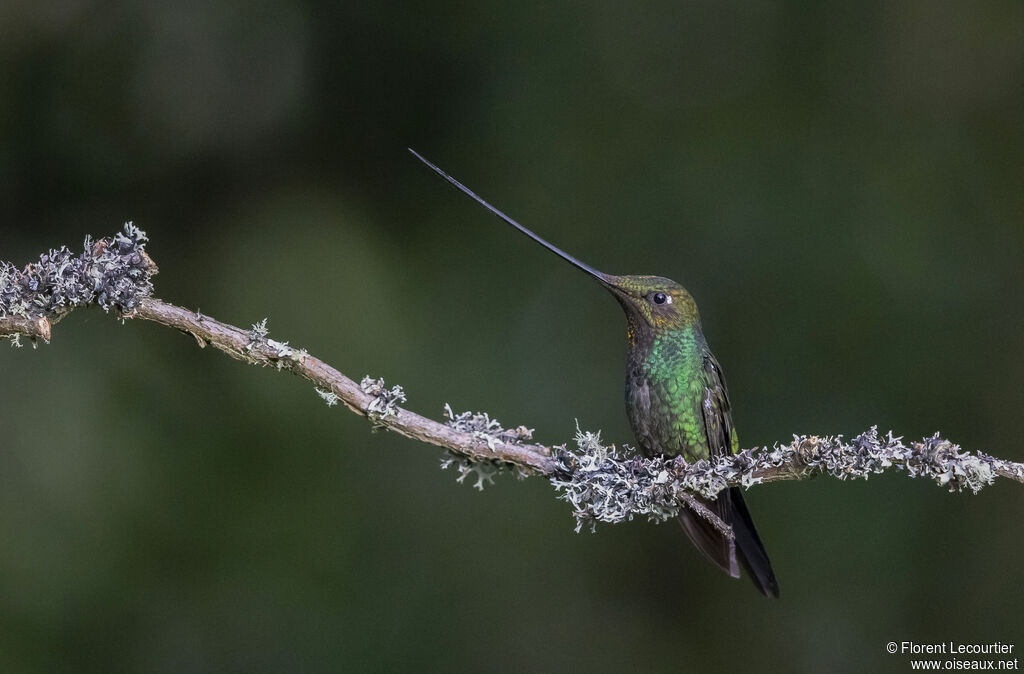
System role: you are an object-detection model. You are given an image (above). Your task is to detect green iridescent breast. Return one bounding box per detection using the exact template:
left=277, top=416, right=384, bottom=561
left=625, top=326, right=737, bottom=462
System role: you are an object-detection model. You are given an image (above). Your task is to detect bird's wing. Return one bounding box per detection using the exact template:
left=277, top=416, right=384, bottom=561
left=695, top=350, right=779, bottom=597
left=700, top=351, right=736, bottom=459
left=676, top=350, right=740, bottom=579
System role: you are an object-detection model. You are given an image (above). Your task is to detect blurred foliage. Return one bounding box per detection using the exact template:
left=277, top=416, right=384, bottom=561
left=2, top=1, right=1023, bottom=671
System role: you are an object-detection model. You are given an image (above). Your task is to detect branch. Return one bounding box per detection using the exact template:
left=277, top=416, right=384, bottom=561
left=3, top=227, right=1022, bottom=537
left=129, top=299, right=557, bottom=473
left=0, top=315, right=50, bottom=343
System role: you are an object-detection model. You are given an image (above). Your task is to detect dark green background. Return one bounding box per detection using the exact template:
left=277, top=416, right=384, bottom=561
left=3, top=2, right=1022, bottom=671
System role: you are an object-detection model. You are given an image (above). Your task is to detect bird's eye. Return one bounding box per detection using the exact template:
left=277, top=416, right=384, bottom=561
left=652, top=292, right=670, bottom=305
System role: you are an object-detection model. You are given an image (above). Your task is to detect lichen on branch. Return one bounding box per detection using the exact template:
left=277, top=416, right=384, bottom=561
left=545, top=425, right=1024, bottom=534
left=3, top=227, right=1022, bottom=540
left=0, top=223, right=156, bottom=345
left=360, top=376, right=408, bottom=427
left=437, top=405, right=535, bottom=490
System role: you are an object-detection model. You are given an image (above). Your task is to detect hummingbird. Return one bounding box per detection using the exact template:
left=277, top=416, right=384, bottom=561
left=411, top=149, right=779, bottom=597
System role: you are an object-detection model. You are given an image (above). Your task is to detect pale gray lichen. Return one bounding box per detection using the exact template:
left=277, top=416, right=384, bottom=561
left=246, top=318, right=269, bottom=351
left=681, top=427, right=1001, bottom=496
left=438, top=405, right=534, bottom=489
left=244, top=318, right=306, bottom=367
left=439, top=453, right=501, bottom=491
left=267, top=339, right=305, bottom=367
left=315, top=387, right=340, bottom=407
left=984, top=452, right=1024, bottom=484
left=360, top=375, right=407, bottom=428
left=0, top=223, right=155, bottom=331
left=550, top=426, right=684, bottom=533
left=443, top=403, right=534, bottom=450
left=550, top=425, right=1013, bottom=533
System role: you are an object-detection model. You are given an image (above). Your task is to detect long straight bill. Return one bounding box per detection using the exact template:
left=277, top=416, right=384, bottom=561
left=409, top=149, right=610, bottom=283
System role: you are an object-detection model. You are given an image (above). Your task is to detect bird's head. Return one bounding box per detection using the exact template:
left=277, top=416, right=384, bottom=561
left=596, top=274, right=700, bottom=342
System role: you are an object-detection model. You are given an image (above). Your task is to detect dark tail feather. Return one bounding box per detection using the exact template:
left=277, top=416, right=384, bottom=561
left=729, top=488, right=779, bottom=598
left=676, top=488, right=779, bottom=598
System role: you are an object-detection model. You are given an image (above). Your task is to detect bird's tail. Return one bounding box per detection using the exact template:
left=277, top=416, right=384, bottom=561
left=676, top=487, right=779, bottom=598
